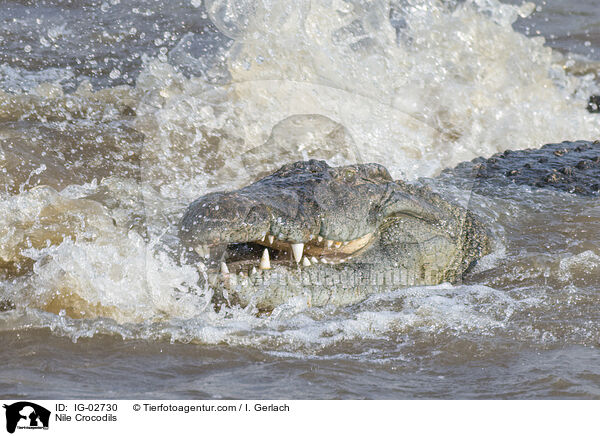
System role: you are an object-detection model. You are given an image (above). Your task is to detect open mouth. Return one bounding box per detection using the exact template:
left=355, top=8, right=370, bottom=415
left=194, top=231, right=375, bottom=275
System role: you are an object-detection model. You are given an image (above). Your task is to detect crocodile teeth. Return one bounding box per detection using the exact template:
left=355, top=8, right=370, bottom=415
left=268, top=235, right=275, bottom=244
left=220, top=262, right=229, bottom=274
left=251, top=266, right=258, bottom=275
left=302, top=256, right=311, bottom=267
left=291, top=243, right=304, bottom=262
left=326, top=240, right=333, bottom=248
left=310, top=256, right=319, bottom=264
left=260, top=248, right=271, bottom=270
left=334, top=241, right=342, bottom=248
left=261, top=234, right=266, bottom=242
left=317, top=236, right=323, bottom=243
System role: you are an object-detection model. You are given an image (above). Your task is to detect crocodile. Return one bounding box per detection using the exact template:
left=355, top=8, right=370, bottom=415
left=179, top=159, right=490, bottom=310
left=444, top=140, right=600, bottom=196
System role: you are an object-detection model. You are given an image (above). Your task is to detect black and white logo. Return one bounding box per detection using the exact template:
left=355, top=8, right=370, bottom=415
left=3, top=402, right=50, bottom=434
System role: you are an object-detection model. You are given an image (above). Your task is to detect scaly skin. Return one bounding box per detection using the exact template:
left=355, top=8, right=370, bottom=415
left=445, top=140, right=600, bottom=196
left=180, top=160, right=490, bottom=310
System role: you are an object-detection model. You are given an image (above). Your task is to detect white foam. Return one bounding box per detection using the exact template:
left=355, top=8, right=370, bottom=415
left=132, top=0, right=600, bottom=201
left=0, top=185, right=209, bottom=324
left=1, top=282, right=532, bottom=354
left=558, top=250, right=600, bottom=282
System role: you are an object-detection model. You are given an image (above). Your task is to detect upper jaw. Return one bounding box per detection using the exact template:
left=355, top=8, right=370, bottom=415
left=179, top=190, right=381, bottom=270
left=178, top=186, right=383, bottom=259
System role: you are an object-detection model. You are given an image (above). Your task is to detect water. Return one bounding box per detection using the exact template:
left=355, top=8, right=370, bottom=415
left=1, top=0, right=599, bottom=399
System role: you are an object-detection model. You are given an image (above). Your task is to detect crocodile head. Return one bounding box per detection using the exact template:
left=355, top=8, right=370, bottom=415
left=180, top=160, right=489, bottom=310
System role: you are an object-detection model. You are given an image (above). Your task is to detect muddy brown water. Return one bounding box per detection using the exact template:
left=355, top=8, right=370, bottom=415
left=1, top=0, right=600, bottom=399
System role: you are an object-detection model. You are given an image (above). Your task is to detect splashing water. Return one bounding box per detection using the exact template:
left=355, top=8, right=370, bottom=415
left=1, top=0, right=600, bottom=398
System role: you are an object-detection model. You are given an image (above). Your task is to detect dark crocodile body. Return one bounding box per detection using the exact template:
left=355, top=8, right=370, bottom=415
left=445, top=140, right=600, bottom=196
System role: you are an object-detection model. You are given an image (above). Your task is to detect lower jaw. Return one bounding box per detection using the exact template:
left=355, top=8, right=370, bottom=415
left=200, top=261, right=394, bottom=312
left=202, top=261, right=361, bottom=312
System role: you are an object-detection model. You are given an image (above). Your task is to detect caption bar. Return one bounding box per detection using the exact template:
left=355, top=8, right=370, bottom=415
left=1, top=400, right=597, bottom=435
